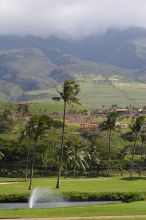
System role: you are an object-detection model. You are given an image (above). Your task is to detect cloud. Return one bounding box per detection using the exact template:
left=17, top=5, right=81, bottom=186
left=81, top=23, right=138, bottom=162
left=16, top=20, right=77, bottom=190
left=0, top=0, right=146, bottom=39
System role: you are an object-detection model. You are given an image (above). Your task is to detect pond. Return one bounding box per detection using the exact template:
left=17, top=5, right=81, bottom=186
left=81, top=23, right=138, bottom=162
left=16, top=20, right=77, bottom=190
left=0, top=201, right=121, bottom=209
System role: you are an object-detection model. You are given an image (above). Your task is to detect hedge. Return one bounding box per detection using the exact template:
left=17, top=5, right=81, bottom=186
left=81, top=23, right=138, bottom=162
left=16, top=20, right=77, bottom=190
left=0, top=191, right=145, bottom=203
left=62, top=192, right=145, bottom=203
left=0, top=193, right=29, bottom=203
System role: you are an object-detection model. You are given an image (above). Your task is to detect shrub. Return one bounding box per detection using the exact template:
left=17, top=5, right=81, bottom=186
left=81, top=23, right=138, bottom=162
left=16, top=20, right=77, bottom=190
left=62, top=191, right=145, bottom=203
left=0, top=193, right=29, bottom=203
left=0, top=191, right=144, bottom=203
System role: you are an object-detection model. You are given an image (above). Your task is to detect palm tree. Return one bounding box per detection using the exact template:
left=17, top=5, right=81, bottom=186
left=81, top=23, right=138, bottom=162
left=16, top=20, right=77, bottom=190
left=24, top=115, right=54, bottom=190
left=20, top=127, right=33, bottom=182
left=81, top=130, right=100, bottom=176
left=64, top=142, right=88, bottom=177
left=87, top=144, right=100, bottom=176
left=101, top=111, right=118, bottom=176
left=130, top=116, right=145, bottom=177
left=0, top=152, right=4, bottom=160
left=139, top=121, right=146, bottom=177
left=117, top=146, right=129, bottom=176
left=52, top=80, right=80, bottom=188
left=63, top=144, right=72, bottom=178
left=25, top=139, right=31, bottom=182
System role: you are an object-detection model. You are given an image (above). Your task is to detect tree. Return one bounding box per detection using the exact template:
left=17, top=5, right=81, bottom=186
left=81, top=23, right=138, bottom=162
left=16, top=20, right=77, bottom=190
left=20, top=127, right=33, bottom=182
left=81, top=130, right=100, bottom=176
left=117, top=146, right=130, bottom=176
left=24, top=115, right=54, bottom=190
left=64, top=143, right=88, bottom=177
left=0, top=152, right=4, bottom=160
left=87, top=144, right=100, bottom=176
left=52, top=80, right=80, bottom=188
left=139, top=121, right=146, bottom=177
left=63, top=134, right=89, bottom=177
left=0, top=109, right=14, bottom=134
left=130, top=116, right=145, bottom=177
left=101, top=111, right=119, bottom=176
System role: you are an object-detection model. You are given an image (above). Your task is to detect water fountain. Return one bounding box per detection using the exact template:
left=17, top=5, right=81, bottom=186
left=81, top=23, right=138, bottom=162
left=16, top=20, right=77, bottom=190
left=0, top=187, right=121, bottom=209
left=28, top=187, right=121, bottom=209
left=29, top=187, right=64, bottom=208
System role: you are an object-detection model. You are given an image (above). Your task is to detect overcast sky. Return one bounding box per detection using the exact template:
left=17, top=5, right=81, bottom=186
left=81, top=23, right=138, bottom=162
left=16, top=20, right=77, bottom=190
left=0, top=0, right=146, bottom=39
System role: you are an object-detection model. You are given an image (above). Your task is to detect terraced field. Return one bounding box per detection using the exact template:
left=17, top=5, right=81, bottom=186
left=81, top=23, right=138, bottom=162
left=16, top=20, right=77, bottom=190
left=25, top=79, right=146, bottom=109
left=79, top=80, right=133, bottom=108
left=115, top=84, right=146, bottom=106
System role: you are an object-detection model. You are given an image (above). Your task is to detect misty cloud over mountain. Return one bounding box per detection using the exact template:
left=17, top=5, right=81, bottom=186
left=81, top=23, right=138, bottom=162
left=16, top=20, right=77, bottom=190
left=0, top=0, right=146, bottom=39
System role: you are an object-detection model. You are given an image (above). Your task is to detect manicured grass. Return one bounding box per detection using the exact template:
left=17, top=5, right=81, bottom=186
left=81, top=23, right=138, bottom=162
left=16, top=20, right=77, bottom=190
left=0, top=176, right=146, bottom=195
left=0, top=201, right=146, bottom=218
left=0, top=177, right=146, bottom=219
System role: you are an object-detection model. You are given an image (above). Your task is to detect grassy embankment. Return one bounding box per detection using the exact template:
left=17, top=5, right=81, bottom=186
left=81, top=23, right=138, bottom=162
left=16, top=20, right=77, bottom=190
left=1, top=174, right=146, bottom=218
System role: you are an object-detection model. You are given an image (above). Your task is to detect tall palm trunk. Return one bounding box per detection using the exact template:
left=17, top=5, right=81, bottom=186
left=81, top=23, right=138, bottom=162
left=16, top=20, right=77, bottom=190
left=56, top=101, right=66, bottom=188
left=25, top=140, right=30, bottom=181
left=28, top=141, right=36, bottom=190
left=139, top=138, right=144, bottom=177
left=120, top=154, right=125, bottom=177
left=107, top=128, right=112, bottom=176
left=130, top=136, right=137, bottom=178
left=64, top=163, right=68, bottom=179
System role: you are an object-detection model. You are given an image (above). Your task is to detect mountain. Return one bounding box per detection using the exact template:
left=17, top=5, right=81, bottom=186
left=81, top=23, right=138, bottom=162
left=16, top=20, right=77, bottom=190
left=1, top=27, right=146, bottom=67
left=0, top=27, right=146, bottom=102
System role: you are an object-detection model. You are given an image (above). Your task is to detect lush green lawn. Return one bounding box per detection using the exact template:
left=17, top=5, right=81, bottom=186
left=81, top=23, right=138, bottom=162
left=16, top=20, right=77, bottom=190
left=0, top=176, right=146, bottom=194
left=0, top=201, right=146, bottom=218
left=0, top=177, right=146, bottom=218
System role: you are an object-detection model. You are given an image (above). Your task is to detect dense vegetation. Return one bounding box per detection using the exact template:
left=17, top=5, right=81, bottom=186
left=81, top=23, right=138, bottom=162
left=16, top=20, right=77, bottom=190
left=0, top=81, right=146, bottom=193
left=0, top=191, right=144, bottom=203
left=1, top=27, right=146, bottom=218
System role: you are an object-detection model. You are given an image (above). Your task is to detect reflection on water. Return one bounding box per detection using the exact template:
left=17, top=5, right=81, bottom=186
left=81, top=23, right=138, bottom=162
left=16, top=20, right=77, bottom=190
left=0, top=201, right=121, bottom=209
left=0, top=188, right=121, bottom=209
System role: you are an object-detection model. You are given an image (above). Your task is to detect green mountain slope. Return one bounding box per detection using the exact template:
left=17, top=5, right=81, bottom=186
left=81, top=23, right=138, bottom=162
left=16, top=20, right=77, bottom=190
left=0, top=46, right=138, bottom=102
left=0, top=48, right=57, bottom=91
left=0, top=27, right=146, bottom=105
